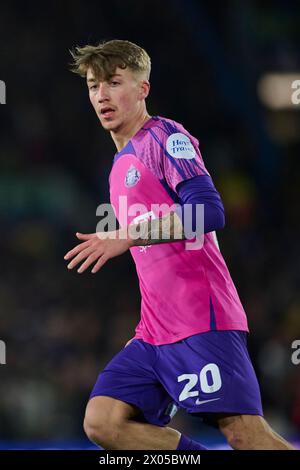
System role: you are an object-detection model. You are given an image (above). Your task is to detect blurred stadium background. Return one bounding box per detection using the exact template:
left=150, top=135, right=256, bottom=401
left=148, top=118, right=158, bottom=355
left=0, top=0, right=299, bottom=450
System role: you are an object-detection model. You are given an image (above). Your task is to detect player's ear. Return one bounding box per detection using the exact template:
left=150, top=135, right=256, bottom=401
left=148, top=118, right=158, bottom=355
left=139, top=80, right=150, bottom=100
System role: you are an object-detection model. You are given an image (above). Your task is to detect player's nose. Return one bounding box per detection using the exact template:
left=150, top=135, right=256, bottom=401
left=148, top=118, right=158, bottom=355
left=96, top=83, right=110, bottom=102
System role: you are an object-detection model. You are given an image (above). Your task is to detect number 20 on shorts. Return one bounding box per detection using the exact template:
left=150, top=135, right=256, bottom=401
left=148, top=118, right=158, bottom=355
left=177, top=363, right=222, bottom=402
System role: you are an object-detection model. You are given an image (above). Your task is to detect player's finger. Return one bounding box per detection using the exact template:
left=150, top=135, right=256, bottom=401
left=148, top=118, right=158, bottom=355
left=67, top=246, right=97, bottom=269
left=91, top=255, right=108, bottom=274
left=77, top=253, right=102, bottom=273
left=64, top=239, right=91, bottom=260
left=76, top=232, right=95, bottom=240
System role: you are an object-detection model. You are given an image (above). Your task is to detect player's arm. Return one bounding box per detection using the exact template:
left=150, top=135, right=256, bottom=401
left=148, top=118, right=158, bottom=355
left=63, top=215, right=183, bottom=275
left=128, top=210, right=185, bottom=246
left=129, top=174, right=225, bottom=247
left=64, top=175, right=224, bottom=273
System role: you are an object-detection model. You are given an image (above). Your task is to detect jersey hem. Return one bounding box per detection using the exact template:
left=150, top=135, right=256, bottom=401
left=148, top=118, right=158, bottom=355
left=134, top=324, right=249, bottom=346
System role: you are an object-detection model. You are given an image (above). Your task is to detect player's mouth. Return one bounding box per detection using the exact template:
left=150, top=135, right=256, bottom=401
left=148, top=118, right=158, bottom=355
left=100, top=107, right=116, bottom=119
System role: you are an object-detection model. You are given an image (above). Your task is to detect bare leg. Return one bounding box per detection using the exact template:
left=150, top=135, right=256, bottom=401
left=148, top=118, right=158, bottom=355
left=218, top=414, right=295, bottom=450
left=84, top=396, right=181, bottom=450
left=106, top=420, right=181, bottom=450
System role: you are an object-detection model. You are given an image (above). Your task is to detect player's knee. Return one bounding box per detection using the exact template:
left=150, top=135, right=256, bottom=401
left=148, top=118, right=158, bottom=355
left=219, top=420, right=245, bottom=449
left=83, top=410, right=101, bottom=445
left=223, top=427, right=249, bottom=450
left=83, top=416, right=98, bottom=444
left=84, top=395, right=140, bottom=449
left=219, top=415, right=267, bottom=450
left=83, top=412, right=121, bottom=449
left=83, top=401, right=123, bottom=449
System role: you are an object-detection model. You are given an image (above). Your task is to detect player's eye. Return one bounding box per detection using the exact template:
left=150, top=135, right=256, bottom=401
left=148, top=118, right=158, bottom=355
left=89, top=85, right=98, bottom=91
left=110, top=81, right=120, bottom=86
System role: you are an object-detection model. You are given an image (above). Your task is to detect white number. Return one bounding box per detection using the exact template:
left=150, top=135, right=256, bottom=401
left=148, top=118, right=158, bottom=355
left=199, top=363, right=222, bottom=393
left=178, top=374, right=198, bottom=402
left=177, top=363, right=222, bottom=402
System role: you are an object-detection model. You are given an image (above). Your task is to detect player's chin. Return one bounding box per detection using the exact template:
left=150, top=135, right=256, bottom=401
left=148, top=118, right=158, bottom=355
left=99, top=118, right=120, bottom=132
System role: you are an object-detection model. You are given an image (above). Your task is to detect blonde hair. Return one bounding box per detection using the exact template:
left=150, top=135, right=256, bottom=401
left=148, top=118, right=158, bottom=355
left=70, top=39, right=151, bottom=81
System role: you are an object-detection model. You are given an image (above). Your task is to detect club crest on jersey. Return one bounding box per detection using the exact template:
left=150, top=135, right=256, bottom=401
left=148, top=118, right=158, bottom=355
left=125, top=165, right=141, bottom=188
left=166, top=132, right=196, bottom=159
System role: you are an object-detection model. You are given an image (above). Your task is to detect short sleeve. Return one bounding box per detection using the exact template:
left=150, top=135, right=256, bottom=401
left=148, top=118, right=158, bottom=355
left=156, top=124, right=210, bottom=194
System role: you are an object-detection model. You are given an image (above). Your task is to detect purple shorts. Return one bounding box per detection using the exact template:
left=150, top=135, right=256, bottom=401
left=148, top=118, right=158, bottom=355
left=90, top=331, right=263, bottom=426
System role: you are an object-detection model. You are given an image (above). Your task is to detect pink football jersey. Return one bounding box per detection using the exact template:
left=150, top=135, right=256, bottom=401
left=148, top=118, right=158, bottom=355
left=109, top=116, right=248, bottom=345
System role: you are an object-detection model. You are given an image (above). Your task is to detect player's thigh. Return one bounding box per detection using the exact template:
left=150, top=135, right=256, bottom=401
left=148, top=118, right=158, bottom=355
left=84, top=395, right=140, bottom=431
left=87, top=339, right=175, bottom=427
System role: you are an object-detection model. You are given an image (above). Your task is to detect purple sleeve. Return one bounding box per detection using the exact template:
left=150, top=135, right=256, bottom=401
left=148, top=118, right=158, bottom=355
left=175, top=175, right=225, bottom=235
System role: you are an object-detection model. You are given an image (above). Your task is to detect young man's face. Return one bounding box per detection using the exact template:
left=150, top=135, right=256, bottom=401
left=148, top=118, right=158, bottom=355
left=87, top=66, right=149, bottom=133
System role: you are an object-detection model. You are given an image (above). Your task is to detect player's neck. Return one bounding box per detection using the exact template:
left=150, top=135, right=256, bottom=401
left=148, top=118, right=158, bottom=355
left=111, top=111, right=151, bottom=153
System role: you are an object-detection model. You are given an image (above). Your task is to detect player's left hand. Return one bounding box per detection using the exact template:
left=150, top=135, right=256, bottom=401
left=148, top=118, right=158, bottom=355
left=64, top=229, right=132, bottom=274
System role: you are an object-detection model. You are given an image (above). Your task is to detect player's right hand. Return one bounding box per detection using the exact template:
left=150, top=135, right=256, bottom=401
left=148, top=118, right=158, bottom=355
left=64, top=228, right=132, bottom=274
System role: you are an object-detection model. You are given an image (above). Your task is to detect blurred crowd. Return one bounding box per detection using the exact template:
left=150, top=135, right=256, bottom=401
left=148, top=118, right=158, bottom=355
left=0, top=0, right=299, bottom=444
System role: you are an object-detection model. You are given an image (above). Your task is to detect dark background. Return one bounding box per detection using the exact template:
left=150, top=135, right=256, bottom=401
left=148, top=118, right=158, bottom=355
left=0, top=0, right=299, bottom=449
